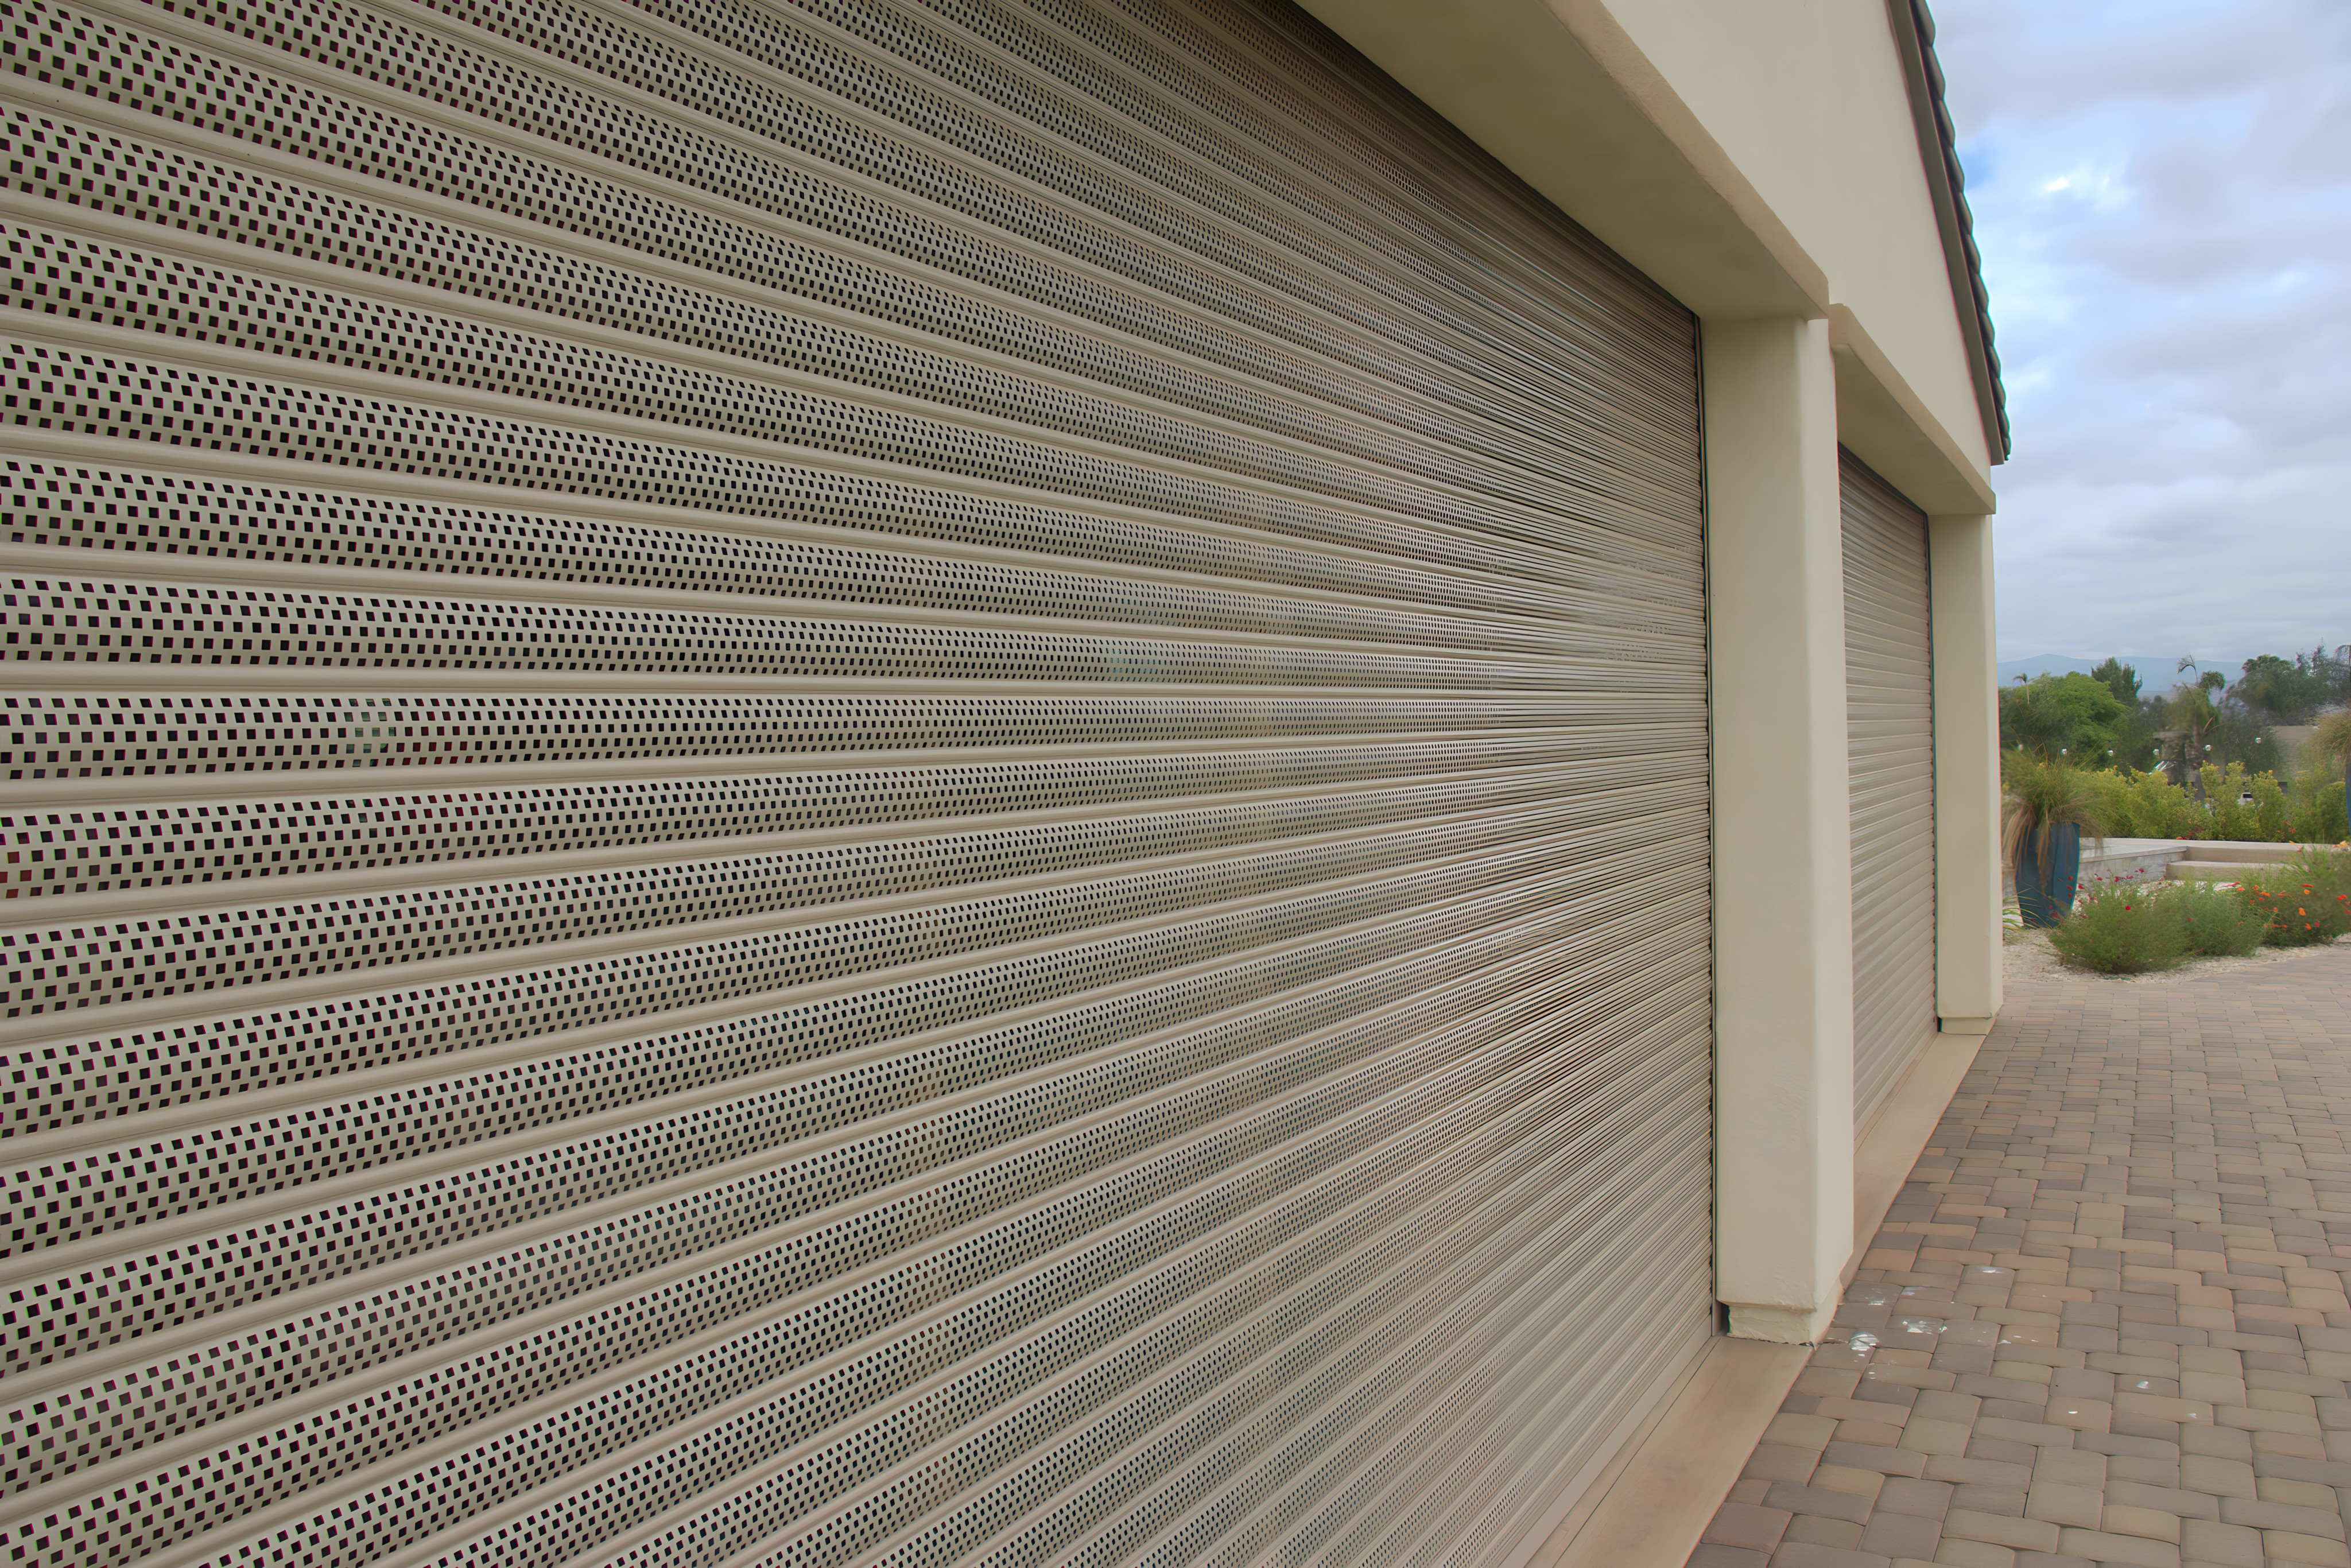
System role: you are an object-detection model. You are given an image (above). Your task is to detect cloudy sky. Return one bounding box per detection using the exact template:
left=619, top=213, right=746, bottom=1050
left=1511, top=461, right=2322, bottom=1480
left=1932, top=0, right=2351, bottom=674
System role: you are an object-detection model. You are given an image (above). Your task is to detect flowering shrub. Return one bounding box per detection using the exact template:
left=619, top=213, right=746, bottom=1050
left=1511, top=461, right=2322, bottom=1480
left=2047, top=882, right=2187, bottom=973
left=2240, top=848, right=2351, bottom=948
left=2171, top=879, right=2267, bottom=957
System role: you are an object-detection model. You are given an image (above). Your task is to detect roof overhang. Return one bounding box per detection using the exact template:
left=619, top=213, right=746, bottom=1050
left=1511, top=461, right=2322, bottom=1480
left=1830, top=306, right=1996, bottom=514
left=1299, top=0, right=2008, bottom=483
left=1293, top=0, right=1828, bottom=321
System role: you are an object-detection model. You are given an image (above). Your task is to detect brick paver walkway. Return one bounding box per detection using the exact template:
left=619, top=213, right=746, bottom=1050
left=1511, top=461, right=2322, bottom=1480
left=1691, top=942, right=2351, bottom=1568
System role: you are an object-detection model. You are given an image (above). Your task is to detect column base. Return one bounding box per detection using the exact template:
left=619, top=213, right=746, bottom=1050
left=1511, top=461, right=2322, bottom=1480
left=1938, top=1015, right=1995, bottom=1035
left=1724, top=1301, right=1838, bottom=1345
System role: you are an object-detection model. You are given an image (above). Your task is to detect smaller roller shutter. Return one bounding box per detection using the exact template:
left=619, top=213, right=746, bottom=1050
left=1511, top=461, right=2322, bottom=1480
left=1842, top=453, right=1938, bottom=1131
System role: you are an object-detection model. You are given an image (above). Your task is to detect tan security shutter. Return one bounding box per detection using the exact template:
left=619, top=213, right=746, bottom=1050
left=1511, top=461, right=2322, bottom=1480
left=0, top=1, right=1712, bottom=1564
left=1842, top=452, right=1938, bottom=1131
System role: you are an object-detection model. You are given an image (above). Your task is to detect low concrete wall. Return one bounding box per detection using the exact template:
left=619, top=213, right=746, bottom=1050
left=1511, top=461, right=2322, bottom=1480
left=2081, top=837, right=2191, bottom=888
left=2003, top=838, right=2336, bottom=896
left=2004, top=836, right=2185, bottom=895
left=2168, top=840, right=2336, bottom=880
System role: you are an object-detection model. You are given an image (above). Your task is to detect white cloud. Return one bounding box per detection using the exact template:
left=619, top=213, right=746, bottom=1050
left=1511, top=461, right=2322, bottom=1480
left=1931, top=0, right=2351, bottom=670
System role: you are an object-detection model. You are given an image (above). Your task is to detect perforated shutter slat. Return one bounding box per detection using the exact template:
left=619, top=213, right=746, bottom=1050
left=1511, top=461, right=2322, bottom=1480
left=0, top=0, right=1711, bottom=1563
left=1842, top=452, right=1937, bottom=1131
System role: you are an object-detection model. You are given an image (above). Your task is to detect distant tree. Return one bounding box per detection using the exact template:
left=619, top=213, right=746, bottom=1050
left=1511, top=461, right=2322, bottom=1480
left=2212, top=700, right=2280, bottom=777
left=2151, top=665, right=2285, bottom=791
left=2225, top=644, right=2351, bottom=720
left=2236, top=655, right=2299, bottom=717
left=2081, top=658, right=2156, bottom=765
left=2167, top=673, right=2222, bottom=736
left=1999, top=672, right=2125, bottom=760
left=2233, top=653, right=2332, bottom=723
left=1999, top=682, right=2066, bottom=758
left=2089, top=657, right=2140, bottom=709
left=2162, top=670, right=2230, bottom=798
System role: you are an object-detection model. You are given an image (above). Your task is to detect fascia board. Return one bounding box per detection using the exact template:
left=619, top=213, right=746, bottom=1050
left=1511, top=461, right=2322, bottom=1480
left=1883, top=0, right=2012, bottom=461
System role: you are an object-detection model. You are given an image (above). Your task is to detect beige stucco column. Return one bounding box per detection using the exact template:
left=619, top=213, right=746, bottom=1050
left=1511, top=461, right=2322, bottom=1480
left=1705, top=316, right=1854, bottom=1345
left=1929, top=514, right=2003, bottom=1031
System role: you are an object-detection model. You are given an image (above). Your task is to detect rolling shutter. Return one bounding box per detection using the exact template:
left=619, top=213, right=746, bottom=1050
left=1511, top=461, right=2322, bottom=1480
left=0, top=1, right=1712, bottom=1563
left=1842, top=452, right=1938, bottom=1131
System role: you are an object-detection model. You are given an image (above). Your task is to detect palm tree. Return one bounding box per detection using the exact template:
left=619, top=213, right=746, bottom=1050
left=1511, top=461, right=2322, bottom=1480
left=2166, top=666, right=2226, bottom=799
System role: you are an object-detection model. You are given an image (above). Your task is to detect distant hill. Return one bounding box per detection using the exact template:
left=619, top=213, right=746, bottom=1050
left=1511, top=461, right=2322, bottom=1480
left=1996, top=655, right=2244, bottom=686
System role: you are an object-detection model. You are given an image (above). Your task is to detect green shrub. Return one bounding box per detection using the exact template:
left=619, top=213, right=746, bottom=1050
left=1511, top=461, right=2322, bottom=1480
left=2200, top=761, right=2299, bottom=841
left=2201, top=763, right=2260, bottom=841
left=2075, top=769, right=2139, bottom=836
left=2287, top=767, right=2350, bottom=847
left=2240, top=848, right=2351, bottom=947
left=2135, top=766, right=2210, bottom=836
left=2047, top=882, right=2187, bottom=973
left=2170, top=879, right=2265, bottom=957
left=2251, top=768, right=2294, bottom=841
left=2071, top=763, right=2340, bottom=844
left=2081, top=766, right=2204, bottom=839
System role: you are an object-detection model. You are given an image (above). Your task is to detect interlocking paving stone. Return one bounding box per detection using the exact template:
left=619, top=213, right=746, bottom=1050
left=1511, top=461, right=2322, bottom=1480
left=2023, top=1476, right=2104, bottom=1526
left=1762, top=1543, right=1890, bottom=1568
left=2104, top=1478, right=2219, bottom=1517
left=1947, top=1505, right=2063, bottom=1550
left=2217, top=1494, right=2345, bottom=1536
left=1950, top=1482, right=2029, bottom=1516
left=1764, top=1482, right=1877, bottom=1523
left=1928, top=1455, right=2035, bottom=1488
left=1855, top=1508, right=1940, bottom=1558
left=1873, top=1476, right=1954, bottom=1518
left=2057, top=1526, right=2183, bottom=1567
left=1688, top=941, right=2351, bottom=1568
left=1821, top=1440, right=1928, bottom=1477
left=2096, top=1500, right=2183, bottom=1540
left=1702, top=1501, right=1794, bottom=1552
left=2263, top=1530, right=2351, bottom=1567
left=2180, top=1513, right=2266, bottom=1565
left=1687, top=1547, right=1770, bottom=1568
left=1781, top=1513, right=1867, bottom=1548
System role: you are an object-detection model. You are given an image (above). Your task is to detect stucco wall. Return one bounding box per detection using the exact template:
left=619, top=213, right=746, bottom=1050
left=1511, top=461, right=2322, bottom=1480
left=1601, top=0, right=1991, bottom=480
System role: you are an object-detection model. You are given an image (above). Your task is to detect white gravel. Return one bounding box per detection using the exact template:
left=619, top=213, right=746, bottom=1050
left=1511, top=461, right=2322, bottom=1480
left=2004, top=923, right=2351, bottom=987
